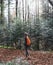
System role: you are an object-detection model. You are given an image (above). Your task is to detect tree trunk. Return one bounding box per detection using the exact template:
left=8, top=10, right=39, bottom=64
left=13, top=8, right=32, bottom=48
left=1, top=0, right=4, bottom=24
left=22, top=0, right=24, bottom=24
left=48, top=0, right=53, bottom=6
left=16, top=0, right=18, bottom=18
left=8, top=0, right=10, bottom=28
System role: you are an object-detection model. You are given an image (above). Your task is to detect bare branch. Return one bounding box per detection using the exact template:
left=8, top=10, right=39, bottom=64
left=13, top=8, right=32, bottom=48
left=48, top=0, right=53, bottom=6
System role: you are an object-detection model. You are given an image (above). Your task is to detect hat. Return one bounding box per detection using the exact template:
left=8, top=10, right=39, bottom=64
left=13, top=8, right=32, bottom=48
left=24, top=32, right=28, bottom=35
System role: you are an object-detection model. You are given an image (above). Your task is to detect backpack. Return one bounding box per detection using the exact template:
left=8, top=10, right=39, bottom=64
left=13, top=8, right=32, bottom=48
left=26, top=36, right=31, bottom=46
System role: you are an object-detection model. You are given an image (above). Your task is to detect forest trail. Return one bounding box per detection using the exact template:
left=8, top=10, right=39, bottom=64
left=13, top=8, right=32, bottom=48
left=0, top=48, right=53, bottom=65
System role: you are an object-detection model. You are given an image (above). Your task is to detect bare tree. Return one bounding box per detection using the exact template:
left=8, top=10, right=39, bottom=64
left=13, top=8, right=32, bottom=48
left=25, top=0, right=27, bottom=22
left=16, top=0, right=18, bottom=18
left=0, top=0, right=4, bottom=24
left=27, top=5, right=30, bottom=33
left=48, top=0, right=53, bottom=6
left=8, top=0, right=10, bottom=28
left=22, top=0, right=24, bottom=24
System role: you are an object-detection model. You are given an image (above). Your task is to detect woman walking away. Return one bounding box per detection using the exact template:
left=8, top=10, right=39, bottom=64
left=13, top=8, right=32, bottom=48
left=24, top=32, right=31, bottom=57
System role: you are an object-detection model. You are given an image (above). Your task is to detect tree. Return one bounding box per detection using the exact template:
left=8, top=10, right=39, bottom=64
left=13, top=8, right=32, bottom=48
left=22, top=0, right=24, bottom=24
left=33, top=0, right=40, bottom=50
left=0, top=0, right=4, bottom=24
left=8, top=0, right=10, bottom=28
left=16, top=0, right=18, bottom=18
left=39, top=0, right=53, bottom=50
left=48, top=0, right=53, bottom=6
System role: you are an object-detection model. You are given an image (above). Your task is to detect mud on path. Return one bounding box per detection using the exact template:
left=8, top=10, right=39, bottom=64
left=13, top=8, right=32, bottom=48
left=0, top=48, right=53, bottom=65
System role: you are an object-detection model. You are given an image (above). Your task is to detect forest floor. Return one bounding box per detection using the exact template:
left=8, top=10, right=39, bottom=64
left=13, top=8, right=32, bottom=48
left=0, top=48, right=53, bottom=65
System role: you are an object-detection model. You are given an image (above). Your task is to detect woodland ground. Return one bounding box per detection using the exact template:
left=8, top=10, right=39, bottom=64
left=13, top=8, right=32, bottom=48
left=0, top=48, right=53, bottom=65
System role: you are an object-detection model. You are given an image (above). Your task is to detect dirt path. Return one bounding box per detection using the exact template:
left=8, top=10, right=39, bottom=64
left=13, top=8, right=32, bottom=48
left=0, top=48, right=53, bottom=65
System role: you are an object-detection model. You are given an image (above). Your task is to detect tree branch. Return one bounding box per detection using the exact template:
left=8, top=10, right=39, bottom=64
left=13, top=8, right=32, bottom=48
left=48, top=0, right=53, bottom=6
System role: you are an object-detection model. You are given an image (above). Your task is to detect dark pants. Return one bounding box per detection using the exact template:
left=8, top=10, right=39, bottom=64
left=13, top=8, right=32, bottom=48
left=25, top=45, right=29, bottom=57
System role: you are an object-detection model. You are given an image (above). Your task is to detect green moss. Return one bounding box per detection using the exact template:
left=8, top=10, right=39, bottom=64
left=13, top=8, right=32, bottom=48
left=0, top=45, right=14, bottom=49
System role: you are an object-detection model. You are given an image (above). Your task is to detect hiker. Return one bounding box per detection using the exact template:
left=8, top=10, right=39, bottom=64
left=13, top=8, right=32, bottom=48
left=24, top=32, right=31, bottom=57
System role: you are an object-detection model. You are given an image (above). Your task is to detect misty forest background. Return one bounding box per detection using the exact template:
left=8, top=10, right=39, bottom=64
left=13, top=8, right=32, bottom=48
left=0, top=0, right=53, bottom=51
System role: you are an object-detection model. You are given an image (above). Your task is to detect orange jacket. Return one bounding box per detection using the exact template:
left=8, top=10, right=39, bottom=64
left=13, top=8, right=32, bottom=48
left=26, top=36, right=31, bottom=46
